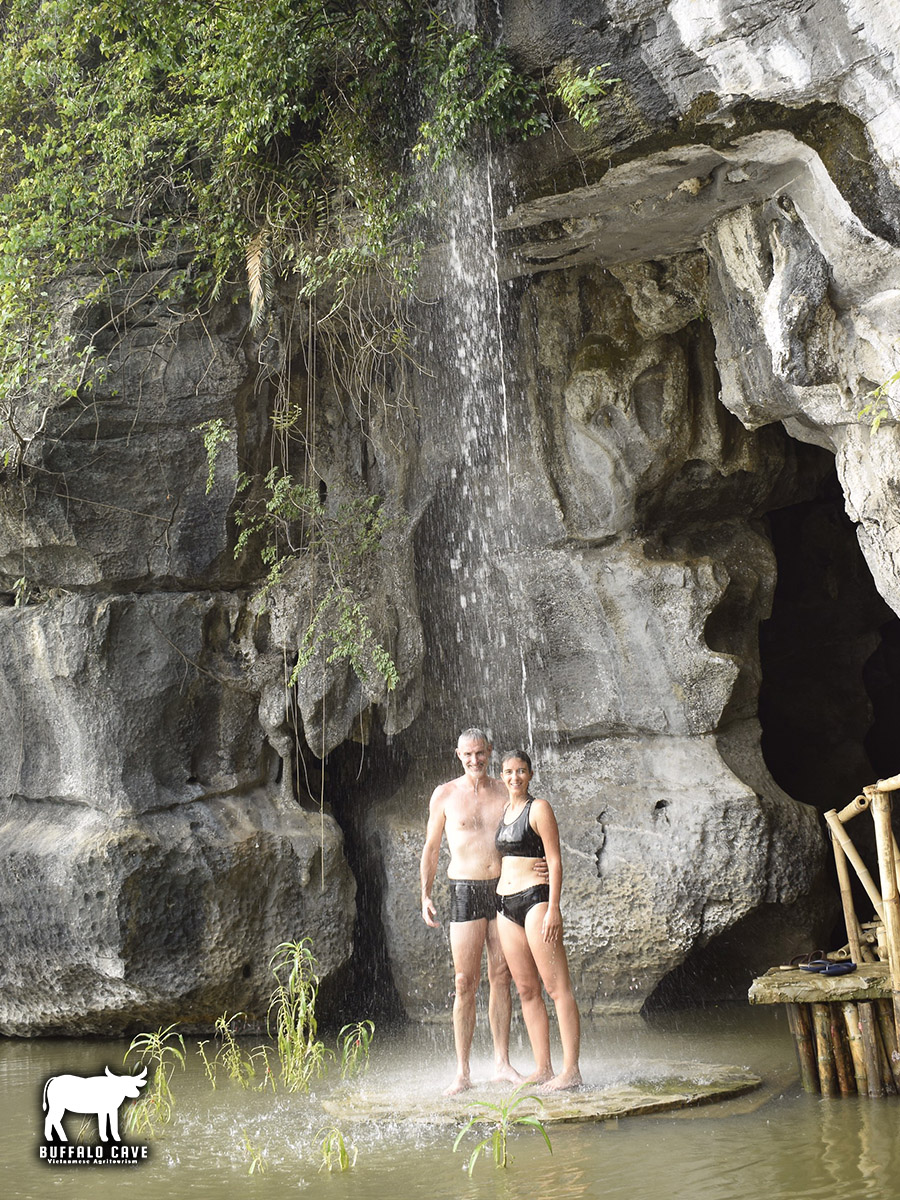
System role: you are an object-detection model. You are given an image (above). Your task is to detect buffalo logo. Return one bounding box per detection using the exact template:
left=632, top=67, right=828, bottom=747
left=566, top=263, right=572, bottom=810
left=42, top=1066, right=148, bottom=1144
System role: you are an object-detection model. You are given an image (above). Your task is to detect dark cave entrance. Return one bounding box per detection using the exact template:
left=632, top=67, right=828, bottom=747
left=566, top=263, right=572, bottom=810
left=646, top=438, right=900, bottom=1012
left=755, top=445, right=900, bottom=960
left=315, top=725, right=410, bottom=1024
left=758, top=453, right=900, bottom=808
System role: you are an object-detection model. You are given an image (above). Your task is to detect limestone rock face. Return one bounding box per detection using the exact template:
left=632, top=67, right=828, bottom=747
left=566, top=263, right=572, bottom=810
left=377, top=0, right=900, bottom=1018
left=0, top=592, right=356, bottom=1035
left=4, top=0, right=900, bottom=1031
left=0, top=294, right=359, bottom=1034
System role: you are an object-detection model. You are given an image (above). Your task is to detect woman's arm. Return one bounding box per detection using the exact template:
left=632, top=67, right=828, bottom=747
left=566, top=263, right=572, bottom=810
left=531, top=798, right=563, bottom=943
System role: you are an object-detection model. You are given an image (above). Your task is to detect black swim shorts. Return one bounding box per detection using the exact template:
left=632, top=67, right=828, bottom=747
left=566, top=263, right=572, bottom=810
left=448, top=878, right=498, bottom=923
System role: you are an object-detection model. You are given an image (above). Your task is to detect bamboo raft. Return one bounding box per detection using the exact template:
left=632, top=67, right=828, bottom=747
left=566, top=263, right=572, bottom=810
left=749, top=774, right=900, bottom=1098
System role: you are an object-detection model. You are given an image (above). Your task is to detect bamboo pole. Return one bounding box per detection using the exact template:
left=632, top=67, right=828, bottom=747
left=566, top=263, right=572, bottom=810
left=870, top=792, right=900, bottom=1048
left=786, top=1003, right=819, bottom=1093
left=831, top=831, right=863, bottom=963
left=842, top=1002, right=868, bottom=1095
left=867, top=774, right=900, bottom=793
left=829, top=1004, right=855, bottom=1096
left=823, top=809, right=885, bottom=923
left=876, top=1000, right=900, bottom=1090
left=837, top=794, right=871, bottom=823
left=871, top=1015, right=897, bottom=1095
left=865, top=779, right=900, bottom=895
left=857, top=929, right=878, bottom=963
left=858, top=1002, right=884, bottom=1098
left=812, top=1003, right=838, bottom=1097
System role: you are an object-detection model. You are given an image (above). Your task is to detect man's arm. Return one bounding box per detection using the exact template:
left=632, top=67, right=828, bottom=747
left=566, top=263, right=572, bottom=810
left=420, top=788, right=446, bottom=927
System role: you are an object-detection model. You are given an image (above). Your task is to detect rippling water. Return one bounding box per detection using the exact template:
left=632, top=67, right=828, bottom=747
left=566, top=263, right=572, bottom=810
left=3, top=1006, right=898, bottom=1199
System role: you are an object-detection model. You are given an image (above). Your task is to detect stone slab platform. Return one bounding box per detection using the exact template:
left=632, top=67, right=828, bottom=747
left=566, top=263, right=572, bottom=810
left=748, top=963, right=891, bottom=1006
left=322, top=1062, right=761, bottom=1125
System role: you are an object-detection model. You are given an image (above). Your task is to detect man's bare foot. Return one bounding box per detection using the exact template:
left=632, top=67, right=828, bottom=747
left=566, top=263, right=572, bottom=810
left=542, top=1068, right=583, bottom=1091
left=443, top=1073, right=473, bottom=1096
left=492, top=1062, right=525, bottom=1085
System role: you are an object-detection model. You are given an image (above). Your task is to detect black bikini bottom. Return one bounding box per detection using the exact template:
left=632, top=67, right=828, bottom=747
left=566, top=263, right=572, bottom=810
left=496, top=884, right=550, bottom=928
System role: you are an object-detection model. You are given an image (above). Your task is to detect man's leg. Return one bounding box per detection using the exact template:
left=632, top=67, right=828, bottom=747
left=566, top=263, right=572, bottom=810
left=446, top=918, right=488, bottom=1095
left=484, top=918, right=523, bottom=1083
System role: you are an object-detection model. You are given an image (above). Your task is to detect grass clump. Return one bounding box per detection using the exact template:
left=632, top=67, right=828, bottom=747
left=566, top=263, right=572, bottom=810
left=317, top=1125, right=357, bottom=1172
left=122, top=1023, right=186, bottom=1137
left=453, top=1084, right=553, bottom=1174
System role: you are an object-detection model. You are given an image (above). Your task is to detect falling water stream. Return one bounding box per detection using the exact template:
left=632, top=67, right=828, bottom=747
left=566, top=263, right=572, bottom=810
left=413, top=145, right=555, bottom=758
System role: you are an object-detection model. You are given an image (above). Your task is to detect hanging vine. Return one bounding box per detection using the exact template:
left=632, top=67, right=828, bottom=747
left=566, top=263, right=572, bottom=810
left=0, top=1, right=618, bottom=698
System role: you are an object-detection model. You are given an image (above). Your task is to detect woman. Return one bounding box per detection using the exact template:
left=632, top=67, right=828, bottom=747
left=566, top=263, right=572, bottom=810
left=495, top=750, right=582, bottom=1090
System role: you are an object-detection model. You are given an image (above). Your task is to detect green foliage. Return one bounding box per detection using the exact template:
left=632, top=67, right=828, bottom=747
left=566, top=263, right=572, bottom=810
left=198, top=1012, right=275, bottom=1091
left=234, top=470, right=399, bottom=689
left=338, top=1019, right=375, bottom=1079
left=0, top=0, right=546, bottom=409
left=413, top=16, right=546, bottom=164
left=194, top=418, right=233, bottom=495
left=123, top=1024, right=186, bottom=1136
left=0, top=1, right=554, bottom=705
left=453, top=1085, right=553, bottom=1174
left=552, top=61, right=619, bottom=131
left=242, top=1130, right=269, bottom=1175
left=859, top=366, right=900, bottom=433
left=267, top=938, right=332, bottom=1093
left=317, top=1125, right=357, bottom=1172
left=12, top=575, right=32, bottom=607
left=198, top=940, right=376, bottom=1102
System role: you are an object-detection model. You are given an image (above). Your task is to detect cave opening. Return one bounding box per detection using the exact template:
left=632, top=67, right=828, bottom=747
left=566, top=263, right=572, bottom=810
left=317, top=722, right=411, bottom=1024
left=646, top=437, right=900, bottom=1012
left=758, top=452, right=900, bottom=810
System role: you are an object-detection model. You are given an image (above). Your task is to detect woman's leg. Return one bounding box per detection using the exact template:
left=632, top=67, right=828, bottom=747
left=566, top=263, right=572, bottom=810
left=496, top=910, right=554, bottom=1082
left=524, top=904, right=582, bottom=1089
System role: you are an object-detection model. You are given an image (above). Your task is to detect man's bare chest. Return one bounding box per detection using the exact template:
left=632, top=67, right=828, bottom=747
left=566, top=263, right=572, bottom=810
left=446, top=800, right=498, bottom=838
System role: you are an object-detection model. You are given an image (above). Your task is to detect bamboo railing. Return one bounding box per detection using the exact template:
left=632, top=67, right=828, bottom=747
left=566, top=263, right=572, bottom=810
left=812, top=773, right=900, bottom=1096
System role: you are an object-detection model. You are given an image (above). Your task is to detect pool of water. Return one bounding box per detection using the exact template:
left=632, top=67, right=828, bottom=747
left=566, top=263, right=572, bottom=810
left=3, top=1006, right=898, bottom=1199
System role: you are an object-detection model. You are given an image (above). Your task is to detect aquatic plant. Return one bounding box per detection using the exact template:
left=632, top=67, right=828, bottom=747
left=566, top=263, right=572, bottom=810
left=453, top=1085, right=553, bottom=1174
left=318, top=1125, right=357, bottom=1172
left=268, top=939, right=332, bottom=1092
left=198, top=942, right=375, bottom=1095
left=198, top=1011, right=274, bottom=1091
left=242, top=1130, right=269, bottom=1175
left=338, top=1019, right=376, bottom=1080
left=123, top=1024, right=186, bottom=1136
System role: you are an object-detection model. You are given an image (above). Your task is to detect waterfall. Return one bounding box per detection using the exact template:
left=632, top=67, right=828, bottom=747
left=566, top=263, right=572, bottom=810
left=412, top=142, right=552, bottom=758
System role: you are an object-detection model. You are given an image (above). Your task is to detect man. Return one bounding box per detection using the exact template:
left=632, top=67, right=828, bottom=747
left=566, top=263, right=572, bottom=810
left=420, top=727, right=542, bottom=1095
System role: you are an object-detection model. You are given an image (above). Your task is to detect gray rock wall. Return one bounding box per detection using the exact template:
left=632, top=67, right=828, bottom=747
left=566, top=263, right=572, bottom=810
left=0, top=288, right=357, bottom=1035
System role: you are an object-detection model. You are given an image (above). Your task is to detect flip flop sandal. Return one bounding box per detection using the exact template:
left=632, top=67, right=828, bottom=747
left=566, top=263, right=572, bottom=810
left=823, top=962, right=857, bottom=976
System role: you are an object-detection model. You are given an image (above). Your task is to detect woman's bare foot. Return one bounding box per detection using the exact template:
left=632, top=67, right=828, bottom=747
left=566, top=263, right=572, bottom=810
left=542, top=1067, right=583, bottom=1091
left=524, top=1067, right=554, bottom=1086
left=443, top=1073, right=472, bottom=1096
left=492, top=1061, right=525, bottom=1085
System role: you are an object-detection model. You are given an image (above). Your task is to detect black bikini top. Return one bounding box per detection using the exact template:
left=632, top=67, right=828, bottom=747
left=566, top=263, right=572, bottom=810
left=496, top=797, right=545, bottom=858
